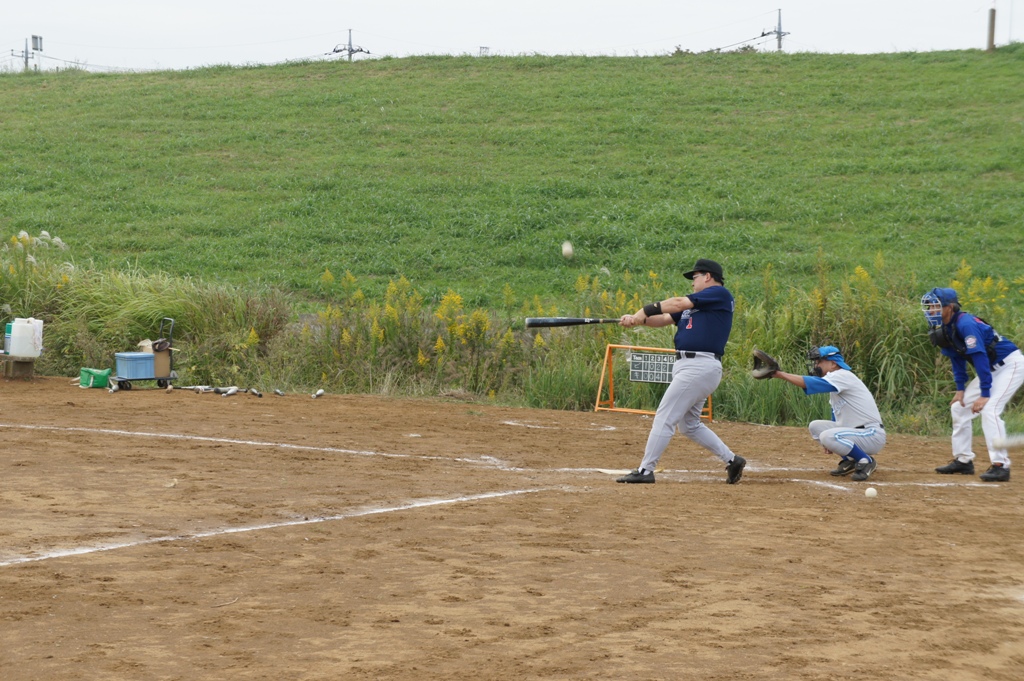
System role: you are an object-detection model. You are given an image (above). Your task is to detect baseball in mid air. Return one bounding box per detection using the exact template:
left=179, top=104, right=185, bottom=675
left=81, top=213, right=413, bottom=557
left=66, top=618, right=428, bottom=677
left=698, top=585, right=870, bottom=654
left=864, top=487, right=877, bottom=498
left=561, top=241, right=574, bottom=259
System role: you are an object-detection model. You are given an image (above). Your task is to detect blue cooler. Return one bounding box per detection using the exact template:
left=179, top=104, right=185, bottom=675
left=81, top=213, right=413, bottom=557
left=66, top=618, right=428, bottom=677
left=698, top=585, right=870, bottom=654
left=115, top=352, right=155, bottom=379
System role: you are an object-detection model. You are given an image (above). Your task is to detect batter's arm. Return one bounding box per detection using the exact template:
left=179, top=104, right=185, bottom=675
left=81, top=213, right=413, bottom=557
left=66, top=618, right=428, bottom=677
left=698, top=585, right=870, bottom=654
left=621, top=296, right=693, bottom=328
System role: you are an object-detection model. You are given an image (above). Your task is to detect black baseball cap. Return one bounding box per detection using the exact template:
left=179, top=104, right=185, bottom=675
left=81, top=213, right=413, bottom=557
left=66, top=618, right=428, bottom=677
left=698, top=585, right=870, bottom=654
left=683, top=258, right=724, bottom=281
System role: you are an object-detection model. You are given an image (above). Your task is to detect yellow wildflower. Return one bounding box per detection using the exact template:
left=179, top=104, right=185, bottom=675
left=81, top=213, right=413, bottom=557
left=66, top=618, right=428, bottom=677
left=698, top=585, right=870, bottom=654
left=243, top=327, right=260, bottom=349
left=502, top=283, right=516, bottom=308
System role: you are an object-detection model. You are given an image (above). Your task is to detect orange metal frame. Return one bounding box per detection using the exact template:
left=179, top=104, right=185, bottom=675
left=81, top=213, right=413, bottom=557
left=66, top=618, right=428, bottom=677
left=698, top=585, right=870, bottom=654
left=594, top=344, right=713, bottom=420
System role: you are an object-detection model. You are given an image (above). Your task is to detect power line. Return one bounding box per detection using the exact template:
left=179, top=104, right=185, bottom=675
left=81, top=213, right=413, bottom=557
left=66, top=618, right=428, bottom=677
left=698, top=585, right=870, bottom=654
left=48, top=30, right=347, bottom=52
left=606, top=9, right=781, bottom=52
left=35, top=52, right=157, bottom=72
left=704, top=9, right=788, bottom=53
left=705, top=34, right=769, bottom=53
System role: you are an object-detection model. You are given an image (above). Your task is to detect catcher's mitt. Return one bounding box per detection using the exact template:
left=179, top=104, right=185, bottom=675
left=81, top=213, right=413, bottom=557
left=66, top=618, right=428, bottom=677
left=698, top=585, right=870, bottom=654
left=751, top=349, right=780, bottom=380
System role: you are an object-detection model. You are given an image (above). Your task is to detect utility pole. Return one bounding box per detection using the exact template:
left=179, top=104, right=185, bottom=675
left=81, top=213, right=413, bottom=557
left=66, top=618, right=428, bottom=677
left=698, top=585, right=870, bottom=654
left=987, top=8, right=997, bottom=51
left=775, top=9, right=788, bottom=52
left=12, top=36, right=42, bottom=72
left=760, top=10, right=789, bottom=52
left=327, top=29, right=370, bottom=62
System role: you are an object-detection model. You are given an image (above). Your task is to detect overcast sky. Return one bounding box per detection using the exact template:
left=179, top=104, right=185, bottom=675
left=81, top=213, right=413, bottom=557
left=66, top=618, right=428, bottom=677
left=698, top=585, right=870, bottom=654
left=1, top=1, right=1019, bottom=72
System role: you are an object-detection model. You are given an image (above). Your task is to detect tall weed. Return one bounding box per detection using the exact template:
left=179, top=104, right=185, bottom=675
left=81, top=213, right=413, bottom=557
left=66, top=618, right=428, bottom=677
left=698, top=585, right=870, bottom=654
left=5, top=231, right=1022, bottom=436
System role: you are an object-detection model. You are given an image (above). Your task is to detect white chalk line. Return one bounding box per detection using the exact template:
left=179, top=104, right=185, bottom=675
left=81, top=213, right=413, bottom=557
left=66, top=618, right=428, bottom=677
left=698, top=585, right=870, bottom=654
left=793, top=479, right=850, bottom=492
left=576, top=469, right=852, bottom=491
left=3, top=422, right=996, bottom=492
left=501, top=420, right=616, bottom=431
left=1, top=420, right=1000, bottom=571
left=857, top=481, right=994, bottom=488
left=569, top=466, right=999, bottom=492
left=0, top=422, right=510, bottom=469
left=0, top=488, right=545, bottom=569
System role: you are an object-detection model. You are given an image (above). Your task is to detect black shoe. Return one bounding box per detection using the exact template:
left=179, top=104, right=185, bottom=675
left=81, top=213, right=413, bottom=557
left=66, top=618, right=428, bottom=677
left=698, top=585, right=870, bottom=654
left=979, top=465, right=1010, bottom=482
left=936, top=459, right=975, bottom=475
left=726, top=455, right=746, bottom=484
left=830, top=458, right=857, bottom=477
left=617, top=468, right=655, bottom=484
left=851, top=457, right=877, bottom=482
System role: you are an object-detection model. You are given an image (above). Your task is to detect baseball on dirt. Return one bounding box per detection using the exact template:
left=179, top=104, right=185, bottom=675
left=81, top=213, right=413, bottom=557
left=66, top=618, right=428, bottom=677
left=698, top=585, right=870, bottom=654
left=561, top=241, right=574, bottom=259
left=865, top=487, right=877, bottom=498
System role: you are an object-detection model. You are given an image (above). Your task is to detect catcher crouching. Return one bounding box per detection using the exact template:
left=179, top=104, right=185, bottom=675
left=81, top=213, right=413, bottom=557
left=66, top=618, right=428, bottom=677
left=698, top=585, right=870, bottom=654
left=752, top=346, right=886, bottom=481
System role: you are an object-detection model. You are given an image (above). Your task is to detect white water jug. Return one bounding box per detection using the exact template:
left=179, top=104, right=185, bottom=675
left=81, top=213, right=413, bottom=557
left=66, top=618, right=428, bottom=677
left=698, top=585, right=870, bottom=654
left=9, top=318, right=41, bottom=358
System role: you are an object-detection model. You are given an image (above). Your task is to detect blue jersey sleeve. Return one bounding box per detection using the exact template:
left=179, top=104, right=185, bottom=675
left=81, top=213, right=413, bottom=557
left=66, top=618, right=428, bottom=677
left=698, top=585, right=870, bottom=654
left=953, top=315, right=994, bottom=395
left=803, top=376, right=838, bottom=396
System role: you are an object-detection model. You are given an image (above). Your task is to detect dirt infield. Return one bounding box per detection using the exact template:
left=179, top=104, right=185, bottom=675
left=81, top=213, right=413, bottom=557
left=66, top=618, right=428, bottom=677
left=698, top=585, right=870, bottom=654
left=1, top=377, right=1022, bottom=680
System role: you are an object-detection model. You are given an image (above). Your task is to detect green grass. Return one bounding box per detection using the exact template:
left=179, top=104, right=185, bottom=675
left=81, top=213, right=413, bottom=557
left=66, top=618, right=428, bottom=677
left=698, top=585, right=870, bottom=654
left=2, top=49, right=1023, bottom=307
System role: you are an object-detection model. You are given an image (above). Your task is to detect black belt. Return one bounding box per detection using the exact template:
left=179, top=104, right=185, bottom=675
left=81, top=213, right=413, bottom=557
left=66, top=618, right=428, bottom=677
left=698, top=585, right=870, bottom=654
left=857, top=424, right=884, bottom=429
left=676, top=350, right=723, bottom=361
left=994, top=359, right=1005, bottom=368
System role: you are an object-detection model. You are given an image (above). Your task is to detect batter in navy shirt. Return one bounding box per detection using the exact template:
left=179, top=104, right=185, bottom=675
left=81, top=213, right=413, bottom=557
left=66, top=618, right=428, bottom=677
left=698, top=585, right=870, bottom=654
left=615, top=258, right=745, bottom=485
left=672, top=285, right=734, bottom=357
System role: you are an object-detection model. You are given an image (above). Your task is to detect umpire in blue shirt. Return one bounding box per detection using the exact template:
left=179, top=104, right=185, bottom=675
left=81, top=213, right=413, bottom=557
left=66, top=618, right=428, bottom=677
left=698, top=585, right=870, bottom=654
left=616, top=258, right=746, bottom=484
left=922, top=287, right=1024, bottom=482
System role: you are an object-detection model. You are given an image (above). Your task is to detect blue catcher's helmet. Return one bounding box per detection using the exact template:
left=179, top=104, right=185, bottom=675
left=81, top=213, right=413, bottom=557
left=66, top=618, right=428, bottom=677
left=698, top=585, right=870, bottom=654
left=921, top=287, right=959, bottom=326
left=806, top=345, right=852, bottom=376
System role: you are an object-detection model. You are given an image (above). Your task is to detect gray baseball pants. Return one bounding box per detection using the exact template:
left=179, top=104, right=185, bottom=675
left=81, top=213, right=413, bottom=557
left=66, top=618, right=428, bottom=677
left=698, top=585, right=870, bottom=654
left=639, top=354, right=734, bottom=471
left=809, top=420, right=886, bottom=457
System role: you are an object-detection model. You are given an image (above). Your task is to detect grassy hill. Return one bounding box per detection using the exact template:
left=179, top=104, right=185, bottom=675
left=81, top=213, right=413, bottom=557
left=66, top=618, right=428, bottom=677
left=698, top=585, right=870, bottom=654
left=2, top=48, right=1023, bottom=307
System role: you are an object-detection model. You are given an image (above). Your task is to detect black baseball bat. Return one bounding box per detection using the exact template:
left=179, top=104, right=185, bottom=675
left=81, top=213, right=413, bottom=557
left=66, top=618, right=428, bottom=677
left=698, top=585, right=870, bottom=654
left=525, top=317, right=620, bottom=328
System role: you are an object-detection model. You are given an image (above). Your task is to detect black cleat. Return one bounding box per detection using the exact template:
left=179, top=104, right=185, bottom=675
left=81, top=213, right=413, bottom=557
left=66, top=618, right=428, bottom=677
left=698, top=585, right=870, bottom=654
left=617, top=468, right=655, bottom=484
left=979, top=465, right=1010, bottom=482
left=726, top=455, right=746, bottom=484
left=936, top=459, right=975, bottom=475
left=851, top=457, right=877, bottom=482
left=830, top=458, right=857, bottom=477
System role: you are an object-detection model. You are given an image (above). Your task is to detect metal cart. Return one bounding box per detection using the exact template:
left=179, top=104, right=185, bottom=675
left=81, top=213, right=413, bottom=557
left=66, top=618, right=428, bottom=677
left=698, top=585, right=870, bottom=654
left=114, top=317, right=178, bottom=390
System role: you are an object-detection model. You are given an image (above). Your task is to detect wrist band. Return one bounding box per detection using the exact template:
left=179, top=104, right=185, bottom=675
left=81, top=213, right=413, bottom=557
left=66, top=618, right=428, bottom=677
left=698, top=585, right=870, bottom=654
left=642, top=302, right=662, bottom=317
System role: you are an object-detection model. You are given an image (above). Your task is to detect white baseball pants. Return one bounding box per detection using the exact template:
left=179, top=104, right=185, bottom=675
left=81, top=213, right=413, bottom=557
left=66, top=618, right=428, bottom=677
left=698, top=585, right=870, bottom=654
left=950, top=349, right=1024, bottom=468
